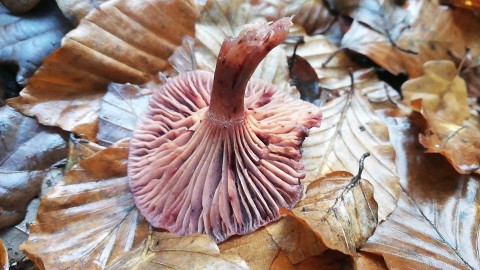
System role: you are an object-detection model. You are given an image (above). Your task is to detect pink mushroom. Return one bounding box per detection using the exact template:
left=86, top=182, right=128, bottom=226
left=128, top=18, right=321, bottom=242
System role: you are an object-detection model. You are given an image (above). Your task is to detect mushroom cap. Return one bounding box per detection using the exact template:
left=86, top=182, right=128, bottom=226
left=128, top=71, right=321, bottom=242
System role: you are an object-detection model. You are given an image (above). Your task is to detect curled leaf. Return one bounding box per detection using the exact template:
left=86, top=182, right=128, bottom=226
left=55, top=0, right=110, bottom=24
left=290, top=169, right=378, bottom=256
left=8, top=0, right=197, bottom=140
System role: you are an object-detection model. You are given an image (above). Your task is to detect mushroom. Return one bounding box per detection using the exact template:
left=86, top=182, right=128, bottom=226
left=128, top=17, right=322, bottom=242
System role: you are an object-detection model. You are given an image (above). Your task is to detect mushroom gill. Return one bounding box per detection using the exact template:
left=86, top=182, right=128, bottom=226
left=128, top=18, right=322, bottom=242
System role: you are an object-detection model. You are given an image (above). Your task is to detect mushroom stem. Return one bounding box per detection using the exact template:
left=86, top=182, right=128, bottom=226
left=208, top=17, right=292, bottom=123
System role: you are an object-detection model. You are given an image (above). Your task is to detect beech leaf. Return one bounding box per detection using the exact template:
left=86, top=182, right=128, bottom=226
left=342, top=0, right=466, bottom=77
left=0, top=105, right=66, bottom=229
left=97, top=83, right=153, bottom=146
left=21, top=140, right=149, bottom=269
left=55, top=0, right=110, bottom=24
left=402, top=60, right=480, bottom=174
left=195, top=0, right=290, bottom=91
left=269, top=250, right=351, bottom=270
left=0, top=0, right=71, bottom=85
left=290, top=169, right=378, bottom=256
left=109, top=232, right=249, bottom=270
left=7, top=0, right=197, bottom=140
left=302, top=69, right=401, bottom=220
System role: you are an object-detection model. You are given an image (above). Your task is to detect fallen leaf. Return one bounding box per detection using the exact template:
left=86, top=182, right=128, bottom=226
left=0, top=0, right=72, bottom=85
left=109, top=231, right=249, bottom=270
left=290, top=169, right=378, bottom=256
left=402, top=60, right=479, bottom=173
left=269, top=250, right=351, bottom=270
left=252, top=0, right=336, bottom=35
left=219, top=216, right=328, bottom=269
left=302, top=69, right=401, bottom=221
left=288, top=47, right=321, bottom=103
left=55, top=0, right=110, bottom=24
left=362, top=116, right=480, bottom=269
left=342, top=0, right=466, bottom=77
left=97, top=83, right=153, bottom=145
left=21, top=140, right=149, bottom=269
left=195, top=0, right=290, bottom=91
left=0, top=239, right=7, bottom=270
left=65, top=134, right=105, bottom=170
left=0, top=0, right=40, bottom=14
left=0, top=106, right=66, bottom=229
left=7, top=0, right=197, bottom=140
left=353, top=252, right=388, bottom=270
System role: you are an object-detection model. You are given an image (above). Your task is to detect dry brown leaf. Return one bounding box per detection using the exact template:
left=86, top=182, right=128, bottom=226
left=65, top=134, right=105, bottom=170
left=290, top=170, right=378, bottom=256
left=0, top=1, right=71, bottom=85
left=109, top=232, right=249, bottom=270
left=0, top=105, right=66, bottom=229
left=402, top=60, right=479, bottom=174
left=342, top=0, right=466, bottom=77
left=252, top=0, right=336, bottom=36
left=55, top=0, right=110, bottom=24
left=21, top=140, right=149, bottom=269
left=7, top=0, right=197, bottom=140
left=362, top=116, right=480, bottom=269
left=302, top=69, right=401, bottom=221
left=219, top=215, right=328, bottom=269
left=195, top=0, right=290, bottom=91
left=0, top=239, right=7, bottom=270
left=353, top=252, right=388, bottom=270
left=269, top=250, right=351, bottom=270
left=97, top=83, right=153, bottom=146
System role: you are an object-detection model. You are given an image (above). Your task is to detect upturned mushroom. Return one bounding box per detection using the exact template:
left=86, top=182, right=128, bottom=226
left=128, top=17, right=322, bottom=242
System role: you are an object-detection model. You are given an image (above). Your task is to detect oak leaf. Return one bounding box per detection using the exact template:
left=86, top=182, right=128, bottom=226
left=7, top=0, right=197, bottom=140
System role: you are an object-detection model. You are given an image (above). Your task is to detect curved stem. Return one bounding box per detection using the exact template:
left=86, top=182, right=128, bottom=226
left=208, top=18, right=292, bottom=123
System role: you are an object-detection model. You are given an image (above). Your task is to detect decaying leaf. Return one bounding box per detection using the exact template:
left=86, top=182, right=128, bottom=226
left=353, top=252, right=388, bottom=270
left=65, top=134, right=105, bottom=170
left=362, top=116, right=480, bottom=269
left=21, top=140, right=149, bottom=269
left=55, top=0, right=110, bottom=24
left=7, top=0, right=197, bottom=140
left=302, top=69, right=401, bottom=221
left=97, top=83, right=153, bottom=145
left=289, top=169, right=378, bottom=256
left=109, top=232, right=249, bottom=270
left=288, top=45, right=321, bottom=103
left=269, top=250, right=351, bottom=270
left=0, top=106, right=66, bottom=229
left=0, top=0, right=72, bottom=85
left=0, top=240, right=7, bottom=270
left=195, top=0, right=290, bottom=91
left=402, top=60, right=479, bottom=174
left=342, top=0, right=466, bottom=77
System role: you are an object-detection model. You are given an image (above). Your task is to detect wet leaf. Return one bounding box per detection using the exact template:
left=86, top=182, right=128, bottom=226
left=362, top=116, right=480, bottom=269
left=342, top=0, right=466, bottom=77
left=195, top=0, right=290, bottom=91
left=289, top=170, right=378, bottom=255
left=110, top=232, right=249, bottom=270
left=302, top=69, right=401, bottom=221
left=21, top=140, right=149, bottom=269
left=7, top=0, right=197, bottom=140
left=55, top=0, right=110, bottom=24
left=0, top=106, right=66, bottom=229
left=97, top=83, right=153, bottom=145
left=402, top=60, right=479, bottom=173
left=0, top=0, right=72, bottom=85
left=288, top=50, right=321, bottom=103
